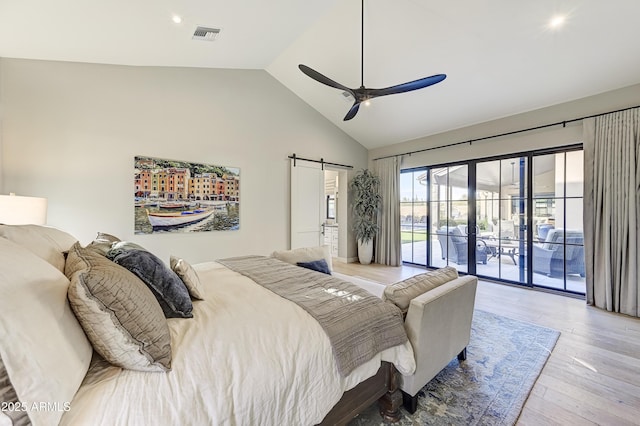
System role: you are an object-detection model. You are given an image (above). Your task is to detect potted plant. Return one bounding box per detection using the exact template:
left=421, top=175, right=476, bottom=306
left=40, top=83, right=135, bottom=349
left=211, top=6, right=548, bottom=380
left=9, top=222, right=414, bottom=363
left=349, top=169, right=381, bottom=264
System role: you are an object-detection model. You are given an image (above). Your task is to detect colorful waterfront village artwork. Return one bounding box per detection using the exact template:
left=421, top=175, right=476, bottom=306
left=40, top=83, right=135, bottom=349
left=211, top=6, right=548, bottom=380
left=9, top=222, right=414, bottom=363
left=135, top=156, right=240, bottom=234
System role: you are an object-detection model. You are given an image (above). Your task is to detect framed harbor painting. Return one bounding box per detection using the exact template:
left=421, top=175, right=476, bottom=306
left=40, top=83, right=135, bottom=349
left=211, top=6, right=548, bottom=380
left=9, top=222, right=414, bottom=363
left=134, top=156, right=240, bottom=234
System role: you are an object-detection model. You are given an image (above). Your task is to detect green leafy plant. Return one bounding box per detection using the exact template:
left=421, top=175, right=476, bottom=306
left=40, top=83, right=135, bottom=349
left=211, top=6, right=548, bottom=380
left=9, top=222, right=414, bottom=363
left=350, top=169, right=381, bottom=244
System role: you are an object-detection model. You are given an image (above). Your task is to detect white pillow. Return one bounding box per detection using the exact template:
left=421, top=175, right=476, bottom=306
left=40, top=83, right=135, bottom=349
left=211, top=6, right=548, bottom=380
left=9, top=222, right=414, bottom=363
left=0, top=237, right=92, bottom=426
left=0, top=225, right=78, bottom=272
left=271, top=245, right=333, bottom=273
left=170, top=256, right=205, bottom=300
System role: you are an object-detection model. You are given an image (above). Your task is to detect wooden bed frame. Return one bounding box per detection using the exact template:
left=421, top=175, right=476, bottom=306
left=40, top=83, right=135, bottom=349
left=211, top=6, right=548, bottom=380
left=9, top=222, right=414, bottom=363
left=319, top=362, right=401, bottom=425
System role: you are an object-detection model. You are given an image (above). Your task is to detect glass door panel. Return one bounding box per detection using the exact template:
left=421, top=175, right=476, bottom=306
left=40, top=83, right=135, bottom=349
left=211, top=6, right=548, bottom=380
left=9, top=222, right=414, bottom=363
left=400, top=169, right=427, bottom=265
left=475, top=157, right=528, bottom=284
left=431, top=166, right=468, bottom=274
left=532, top=151, right=585, bottom=293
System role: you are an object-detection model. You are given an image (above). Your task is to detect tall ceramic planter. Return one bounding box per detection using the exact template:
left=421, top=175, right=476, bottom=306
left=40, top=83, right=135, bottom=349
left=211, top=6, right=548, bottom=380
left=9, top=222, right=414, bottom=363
left=358, top=239, right=374, bottom=265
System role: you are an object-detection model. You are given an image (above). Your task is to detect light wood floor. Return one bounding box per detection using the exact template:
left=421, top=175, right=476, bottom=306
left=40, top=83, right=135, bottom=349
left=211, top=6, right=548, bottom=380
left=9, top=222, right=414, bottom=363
left=333, top=262, right=640, bottom=425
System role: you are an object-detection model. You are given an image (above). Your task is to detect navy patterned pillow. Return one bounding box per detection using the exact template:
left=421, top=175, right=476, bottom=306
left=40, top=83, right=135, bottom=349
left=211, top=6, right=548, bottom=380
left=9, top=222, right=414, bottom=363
left=107, top=248, right=193, bottom=318
left=297, top=259, right=331, bottom=275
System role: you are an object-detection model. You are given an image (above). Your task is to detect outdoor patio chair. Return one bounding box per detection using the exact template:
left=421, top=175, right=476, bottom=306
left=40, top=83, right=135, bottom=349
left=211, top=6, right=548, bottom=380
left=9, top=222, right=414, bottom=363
left=436, top=227, right=488, bottom=265
left=532, top=229, right=585, bottom=277
left=537, top=223, right=555, bottom=242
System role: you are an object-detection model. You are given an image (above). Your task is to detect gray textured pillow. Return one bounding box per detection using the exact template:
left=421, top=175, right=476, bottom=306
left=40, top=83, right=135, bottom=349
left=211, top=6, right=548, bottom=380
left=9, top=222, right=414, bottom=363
left=87, top=231, right=122, bottom=256
left=107, top=248, right=193, bottom=318
left=170, top=256, right=205, bottom=300
left=109, top=240, right=147, bottom=253
left=383, top=266, right=459, bottom=312
left=65, top=242, right=172, bottom=372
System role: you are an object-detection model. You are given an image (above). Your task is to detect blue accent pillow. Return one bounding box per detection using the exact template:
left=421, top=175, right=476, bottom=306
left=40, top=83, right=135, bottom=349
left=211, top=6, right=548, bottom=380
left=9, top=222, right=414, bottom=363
left=107, top=247, right=193, bottom=318
left=297, top=259, right=331, bottom=275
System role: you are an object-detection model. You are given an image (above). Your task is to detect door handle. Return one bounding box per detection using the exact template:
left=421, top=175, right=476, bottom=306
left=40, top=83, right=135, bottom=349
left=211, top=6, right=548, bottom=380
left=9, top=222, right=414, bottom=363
left=321, top=223, right=326, bottom=236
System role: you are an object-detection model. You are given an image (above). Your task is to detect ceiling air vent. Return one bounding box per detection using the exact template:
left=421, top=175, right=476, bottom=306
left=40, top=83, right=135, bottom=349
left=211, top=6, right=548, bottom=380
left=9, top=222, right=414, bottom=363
left=192, top=26, right=221, bottom=42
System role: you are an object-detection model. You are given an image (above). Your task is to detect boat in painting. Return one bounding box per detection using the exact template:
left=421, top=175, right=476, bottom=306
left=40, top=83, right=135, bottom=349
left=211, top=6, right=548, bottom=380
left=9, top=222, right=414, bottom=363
left=146, top=208, right=214, bottom=228
left=159, top=202, right=189, bottom=209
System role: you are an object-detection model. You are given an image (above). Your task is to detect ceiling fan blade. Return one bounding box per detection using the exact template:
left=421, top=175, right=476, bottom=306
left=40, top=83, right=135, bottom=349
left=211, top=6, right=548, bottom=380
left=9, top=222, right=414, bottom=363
left=343, top=101, right=361, bottom=121
left=298, top=64, right=353, bottom=94
left=368, top=74, right=447, bottom=98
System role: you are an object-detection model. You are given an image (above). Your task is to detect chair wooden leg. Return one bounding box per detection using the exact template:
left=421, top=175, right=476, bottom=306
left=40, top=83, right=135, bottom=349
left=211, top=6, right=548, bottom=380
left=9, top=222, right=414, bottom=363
left=457, top=347, right=467, bottom=361
left=401, top=391, right=418, bottom=414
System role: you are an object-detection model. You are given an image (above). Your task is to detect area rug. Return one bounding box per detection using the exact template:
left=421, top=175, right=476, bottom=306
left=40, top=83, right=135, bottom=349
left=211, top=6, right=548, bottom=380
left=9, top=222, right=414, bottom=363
left=349, top=310, right=560, bottom=426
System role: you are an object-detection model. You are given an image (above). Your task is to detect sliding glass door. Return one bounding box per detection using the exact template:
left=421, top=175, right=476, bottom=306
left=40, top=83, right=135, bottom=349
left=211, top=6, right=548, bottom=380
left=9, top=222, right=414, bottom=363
left=430, top=165, right=469, bottom=274
left=400, top=169, right=427, bottom=264
left=400, top=146, right=585, bottom=295
left=531, top=150, right=585, bottom=292
left=475, top=157, right=528, bottom=284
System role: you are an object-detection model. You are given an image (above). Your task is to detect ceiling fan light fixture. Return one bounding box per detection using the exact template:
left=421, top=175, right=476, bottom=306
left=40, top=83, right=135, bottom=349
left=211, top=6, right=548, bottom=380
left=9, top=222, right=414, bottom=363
left=298, top=0, right=446, bottom=121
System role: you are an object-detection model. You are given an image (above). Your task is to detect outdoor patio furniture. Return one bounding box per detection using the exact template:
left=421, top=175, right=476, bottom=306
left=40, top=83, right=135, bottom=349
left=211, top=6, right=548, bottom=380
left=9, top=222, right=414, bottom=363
left=497, top=219, right=516, bottom=239
left=537, top=223, right=555, bottom=242
left=532, top=229, right=585, bottom=277
left=436, top=227, right=488, bottom=265
left=483, top=239, right=520, bottom=265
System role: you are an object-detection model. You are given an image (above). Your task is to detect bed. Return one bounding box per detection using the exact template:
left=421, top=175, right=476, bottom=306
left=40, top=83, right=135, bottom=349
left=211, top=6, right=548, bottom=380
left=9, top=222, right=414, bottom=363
left=0, top=225, right=416, bottom=426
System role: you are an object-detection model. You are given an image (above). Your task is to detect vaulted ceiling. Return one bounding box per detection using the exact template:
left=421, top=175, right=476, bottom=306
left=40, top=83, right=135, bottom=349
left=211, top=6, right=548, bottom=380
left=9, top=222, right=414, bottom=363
left=2, top=0, right=640, bottom=149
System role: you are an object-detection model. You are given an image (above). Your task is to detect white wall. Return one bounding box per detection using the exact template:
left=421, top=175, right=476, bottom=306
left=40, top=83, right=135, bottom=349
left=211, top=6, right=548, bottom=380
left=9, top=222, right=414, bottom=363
left=369, top=83, right=640, bottom=168
left=0, top=58, right=367, bottom=262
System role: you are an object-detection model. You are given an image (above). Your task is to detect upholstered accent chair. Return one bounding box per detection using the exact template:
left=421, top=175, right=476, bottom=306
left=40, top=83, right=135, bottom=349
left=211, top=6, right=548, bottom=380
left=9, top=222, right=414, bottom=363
left=436, top=227, right=488, bottom=265
left=532, top=229, right=585, bottom=277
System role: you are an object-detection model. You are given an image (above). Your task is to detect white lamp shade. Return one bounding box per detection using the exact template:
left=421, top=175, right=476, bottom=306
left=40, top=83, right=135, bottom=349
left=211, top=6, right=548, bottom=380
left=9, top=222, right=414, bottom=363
left=0, top=194, right=48, bottom=225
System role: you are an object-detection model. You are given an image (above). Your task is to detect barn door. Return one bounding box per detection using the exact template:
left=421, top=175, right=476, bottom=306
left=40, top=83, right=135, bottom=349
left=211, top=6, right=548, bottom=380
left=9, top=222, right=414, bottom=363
left=290, top=159, right=324, bottom=249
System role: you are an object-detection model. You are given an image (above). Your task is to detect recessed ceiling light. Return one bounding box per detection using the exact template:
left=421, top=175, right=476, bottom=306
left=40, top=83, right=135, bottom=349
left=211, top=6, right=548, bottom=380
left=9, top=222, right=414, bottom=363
left=548, top=15, right=566, bottom=29
left=172, top=15, right=183, bottom=24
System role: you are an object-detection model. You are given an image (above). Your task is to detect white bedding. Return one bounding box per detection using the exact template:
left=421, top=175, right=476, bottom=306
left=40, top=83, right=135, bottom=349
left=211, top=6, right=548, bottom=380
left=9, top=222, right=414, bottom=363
left=61, top=262, right=415, bottom=426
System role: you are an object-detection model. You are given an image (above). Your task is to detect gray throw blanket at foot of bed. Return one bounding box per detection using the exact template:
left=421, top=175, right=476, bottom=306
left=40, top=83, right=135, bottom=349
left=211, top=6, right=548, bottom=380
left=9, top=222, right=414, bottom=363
left=218, top=256, right=408, bottom=377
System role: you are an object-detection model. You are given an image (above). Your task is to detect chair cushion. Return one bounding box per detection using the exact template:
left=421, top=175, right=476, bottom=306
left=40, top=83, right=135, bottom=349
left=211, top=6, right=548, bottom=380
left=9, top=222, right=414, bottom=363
left=383, top=267, right=459, bottom=312
left=448, top=227, right=467, bottom=243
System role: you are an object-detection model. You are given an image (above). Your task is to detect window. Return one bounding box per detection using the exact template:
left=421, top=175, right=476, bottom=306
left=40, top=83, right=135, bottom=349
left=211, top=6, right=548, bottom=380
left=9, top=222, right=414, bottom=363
left=531, top=150, right=584, bottom=293
left=401, top=145, right=584, bottom=295
left=400, top=169, right=428, bottom=265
